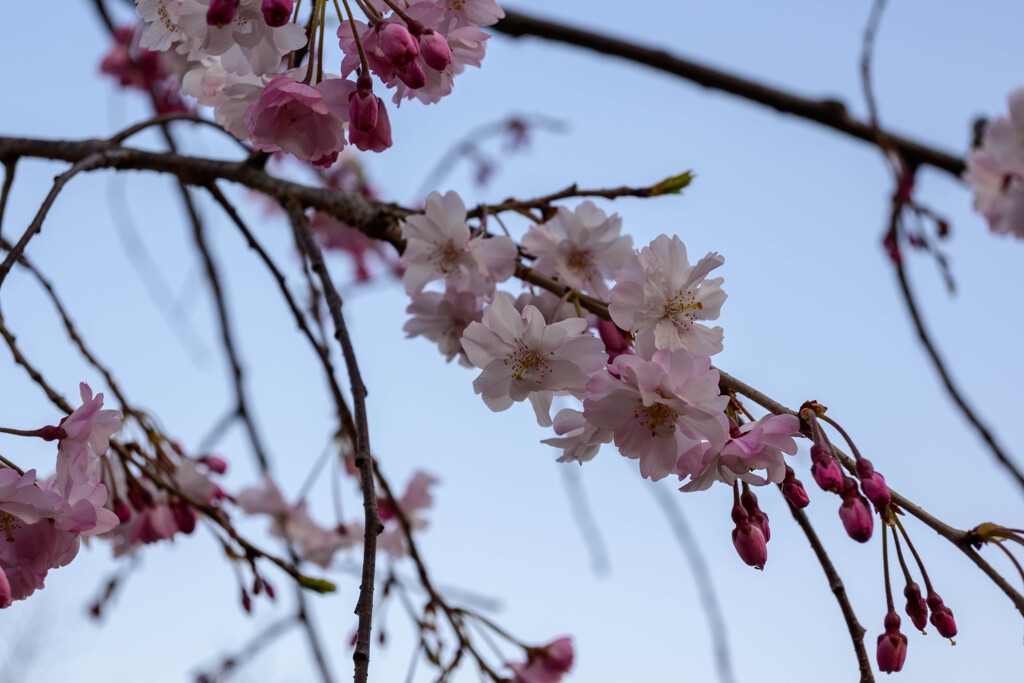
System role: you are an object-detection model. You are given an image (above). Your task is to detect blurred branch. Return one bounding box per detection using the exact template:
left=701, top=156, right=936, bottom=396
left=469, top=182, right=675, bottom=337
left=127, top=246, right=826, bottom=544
left=492, top=8, right=966, bottom=177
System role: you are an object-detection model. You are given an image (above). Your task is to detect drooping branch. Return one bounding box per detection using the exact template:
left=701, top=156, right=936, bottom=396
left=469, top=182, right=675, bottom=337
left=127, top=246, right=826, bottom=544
left=492, top=9, right=966, bottom=178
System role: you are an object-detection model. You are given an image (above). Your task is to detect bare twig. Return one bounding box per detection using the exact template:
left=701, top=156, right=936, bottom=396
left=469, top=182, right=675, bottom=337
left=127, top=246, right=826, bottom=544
left=287, top=199, right=381, bottom=682
left=492, top=8, right=965, bottom=177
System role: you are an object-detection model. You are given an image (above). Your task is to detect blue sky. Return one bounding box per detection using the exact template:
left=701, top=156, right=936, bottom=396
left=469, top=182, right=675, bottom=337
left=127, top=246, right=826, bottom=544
left=1, top=1, right=1023, bottom=681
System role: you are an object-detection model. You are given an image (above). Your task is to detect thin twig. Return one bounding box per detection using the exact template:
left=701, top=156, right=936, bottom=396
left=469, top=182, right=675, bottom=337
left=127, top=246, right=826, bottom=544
left=492, top=8, right=965, bottom=177
left=785, top=491, right=873, bottom=682
left=287, top=199, right=381, bottom=682
left=0, top=158, right=16, bottom=240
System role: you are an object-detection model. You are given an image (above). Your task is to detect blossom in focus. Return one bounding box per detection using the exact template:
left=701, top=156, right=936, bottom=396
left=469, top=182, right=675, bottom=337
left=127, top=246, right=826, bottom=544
left=401, top=191, right=517, bottom=296
left=57, top=383, right=123, bottom=466
left=963, top=88, right=1024, bottom=238
left=507, top=637, right=574, bottom=683
left=461, top=292, right=608, bottom=425
left=583, top=348, right=729, bottom=481
left=609, top=234, right=726, bottom=358
left=876, top=610, right=908, bottom=674
left=677, top=413, right=800, bottom=492
left=244, top=76, right=354, bottom=167
left=521, top=201, right=632, bottom=299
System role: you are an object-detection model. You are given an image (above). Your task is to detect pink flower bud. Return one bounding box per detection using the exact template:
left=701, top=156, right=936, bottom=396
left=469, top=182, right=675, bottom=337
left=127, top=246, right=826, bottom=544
left=240, top=587, right=252, bottom=613
left=732, top=520, right=768, bottom=570
left=114, top=498, right=132, bottom=523
left=199, top=455, right=229, bottom=474
left=876, top=610, right=908, bottom=673
left=170, top=497, right=197, bottom=534
left=904, top=582, right=928, bottom=631
left=927, top=592, right=957, bottom=638
left=810, top=443, right=843, bottom=492
left=419, top=29, right=452, bottom=71
left=261, top=0, right=293, bottom=27
left=741, top=489, right=770, bottom=542
left=378, top=22, right=419, bottom=69
left=856, top=458, right=891, bottom=508
left=206, top=0, right=240, bottom=26
left=397, top=60, right=426, bottom=89
left=781, top=466, right=810, bottom=508
left=596, top=319, right=632, bottom=361
left=349, top=90, right=379, bottom=134
left=839, top=481, right=873, bottom=542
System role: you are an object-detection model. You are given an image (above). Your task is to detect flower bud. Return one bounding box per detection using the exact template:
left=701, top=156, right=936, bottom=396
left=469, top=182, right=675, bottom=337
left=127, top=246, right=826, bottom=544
left=378, top=22, right=419, bottom=69
left=927, top=592, right=957, bottom=638
left=199, top=455, right=229, bottom=474
left=349, top=90, right=379, bottom=134
left=839, top=480, right=873, bottom=542
left=741, top=489, right=770, bottom=542
left=114, top=497, right=132, bottom=524
left=810, top=443, right=843, bottom=492
left=419, top=30, right=452, bottom=71
left=397, top=60, right=426, bottom=89
left=781, top=466, right=811, bottom=508
left=732, top=521, right=768, bottom=570
left=903, top=581, right=928, bottom=631
left=261, top=0, right=293, bottom=27
left=876, top=610, right=908, bottom=674
left=206, top=0, right=240, bottom=27
left=856, top=458, right=891, bottom=508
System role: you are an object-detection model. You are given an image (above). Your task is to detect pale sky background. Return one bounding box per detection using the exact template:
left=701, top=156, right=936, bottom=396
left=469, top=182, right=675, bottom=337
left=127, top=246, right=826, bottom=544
left=1, top=1, right=1024, bottom=682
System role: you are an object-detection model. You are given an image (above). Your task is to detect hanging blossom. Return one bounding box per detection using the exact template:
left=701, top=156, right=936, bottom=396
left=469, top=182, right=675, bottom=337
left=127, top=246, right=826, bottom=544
left=676, top=413, right=802, bottom=492
left=236, top=476, right=361, bottom=568
left=377, top=470, right=439, bottom=559
left=461, top=292, right=608, bottom=426
left=521, top=201, right=632, bottom=300
left=404, top=289, right=483, bottom=366
left=583, top=348, right=729, bottom=481
left=540, top=408, right=613, bottom=465
left=506, top=637, right=575, bottom=683
left=0, top=384, right=123, bottom=605
left=963, top=88, right=1024, bottom=238
left=609, top=234, right=726, bottom=358
left=400, top=190, right=517, bottom=296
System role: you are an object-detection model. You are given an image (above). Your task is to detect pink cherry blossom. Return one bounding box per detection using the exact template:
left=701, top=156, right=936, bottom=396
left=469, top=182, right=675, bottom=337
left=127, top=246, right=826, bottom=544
left=963, top=88, right=1024, bottom=238
left=404, top=289, right=483, bottom=367
left=522, top=201, right=632, bottom=299
left=58, top=383, right=123, bottom=465
left=609, top=234, right=726, bottom=358
left=541, top=408, right=612, bottom=464
left=461, top=292, right=608, bottom=424
left=400, top=190, right=517, bottom=296
left=583, top=348, right=729, bottom=481
left=378, top=471, right=438, bottom=559
left=244, top=76, right=353, bottom=167
left=507, top=637, right=574, bottom=683
left=677, top=413, right=800, bottom=492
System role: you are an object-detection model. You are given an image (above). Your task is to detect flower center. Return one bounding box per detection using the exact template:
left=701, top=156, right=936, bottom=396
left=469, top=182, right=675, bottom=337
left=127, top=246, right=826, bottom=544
left=0, top=511, right=22, bottom=543
left=566, top=249, right=594, bottom=280
left=506, top=342, right=552, bottom=382
left=664, top=290, right=703, bottom=328
left=636, top=401, right=678, bottom=437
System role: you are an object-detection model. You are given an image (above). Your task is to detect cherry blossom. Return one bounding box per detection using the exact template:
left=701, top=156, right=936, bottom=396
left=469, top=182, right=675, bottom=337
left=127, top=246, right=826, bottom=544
left=378, top=471, right=438, bottom=559
left=677, top=413, right=800, bottom=492
left=57, top=383, right=123, bottom=466
left=583, top=348, right=729, bottom=481
left=964, top=88, right=1024, bottom=238
left=507, top=637, right=574, bottom=683
left=404, top=289, right=483, bottom=366
left=540, top=408, right=612, bottom=465
left=400, top=190, right=517, bottom=296
left=608, top=234, right=726, bottom=358
left=461, top=292, right=608, bottom=425
left=522, top=201, right=631, bottom=299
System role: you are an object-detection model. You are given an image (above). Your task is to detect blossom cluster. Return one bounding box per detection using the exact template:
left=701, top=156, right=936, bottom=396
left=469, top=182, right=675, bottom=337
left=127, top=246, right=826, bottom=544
left=964, top=88, right=1024, bottom=238
left=126, top=0, right=503, bottom=165
left=400, top=192, right=803, bottom=497
left=0, top=384, right=122, bottom=606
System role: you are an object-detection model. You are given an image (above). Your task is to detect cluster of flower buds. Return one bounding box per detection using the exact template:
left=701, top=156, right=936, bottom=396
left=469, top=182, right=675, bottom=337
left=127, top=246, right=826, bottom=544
left=731, top=486, right=770, bottom=570
left=964, top=88, right=1024, bottom=238
left=127, top=0, right=504, bottom=166
left=100, top=25, right=192, bottom=114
